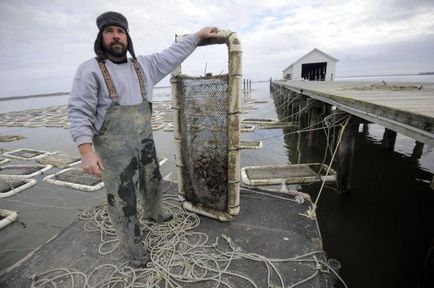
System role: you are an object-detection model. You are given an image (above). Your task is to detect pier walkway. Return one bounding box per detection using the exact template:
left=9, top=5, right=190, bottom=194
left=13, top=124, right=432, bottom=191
left=273, top=80, right=434, bottom=146
left=271, top=80, right=434, bottom=192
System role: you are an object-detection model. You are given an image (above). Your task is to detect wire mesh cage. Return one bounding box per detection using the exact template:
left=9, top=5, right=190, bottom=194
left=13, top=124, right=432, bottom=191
left=171, top=30, right=241, bottom=221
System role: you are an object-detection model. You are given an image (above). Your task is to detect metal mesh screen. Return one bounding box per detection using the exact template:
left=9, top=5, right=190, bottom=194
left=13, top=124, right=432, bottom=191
left=177, top=75, right=229, bottom=211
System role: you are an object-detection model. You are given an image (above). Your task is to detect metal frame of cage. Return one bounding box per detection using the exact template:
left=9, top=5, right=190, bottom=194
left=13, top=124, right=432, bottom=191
left=171, top=30, right=241, bottom=221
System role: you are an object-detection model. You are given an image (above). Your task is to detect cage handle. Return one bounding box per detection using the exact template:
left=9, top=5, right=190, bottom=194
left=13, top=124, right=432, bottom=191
left=176, top=29, right=234, bottom=46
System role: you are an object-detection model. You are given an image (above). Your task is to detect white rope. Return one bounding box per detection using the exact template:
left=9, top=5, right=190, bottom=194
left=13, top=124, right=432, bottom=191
left=31, top=199, right=345, bottom=288
left=301, top=116, right=351, bottom=220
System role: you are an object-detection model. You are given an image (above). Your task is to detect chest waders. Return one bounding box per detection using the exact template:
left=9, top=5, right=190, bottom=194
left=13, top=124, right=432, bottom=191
left=94, top=60, right=171, bottom=265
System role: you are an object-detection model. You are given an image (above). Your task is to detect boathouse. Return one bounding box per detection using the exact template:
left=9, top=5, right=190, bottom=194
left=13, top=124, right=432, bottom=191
left=282, top=48, right=338, bottom=81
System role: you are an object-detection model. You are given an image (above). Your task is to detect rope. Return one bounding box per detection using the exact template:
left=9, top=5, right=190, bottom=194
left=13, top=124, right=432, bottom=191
left=300, top=116, right=351, bottom=220
left=31, top=199, right=346, bottom=288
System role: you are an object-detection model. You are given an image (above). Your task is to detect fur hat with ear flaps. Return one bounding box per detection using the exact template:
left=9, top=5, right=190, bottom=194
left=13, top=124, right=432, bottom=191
left=94, top=11, right=137, bottom=62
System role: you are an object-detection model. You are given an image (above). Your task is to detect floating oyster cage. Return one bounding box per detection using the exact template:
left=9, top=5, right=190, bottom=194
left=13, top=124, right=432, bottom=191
left=43, top=168, right=104, bottom=192
left=36, top=151, right=81, bottom=169
left=0, top=209, right=18, bottom=230
left=240, top=140, right=263, bottom=150
left=241, top=163, right=337, bottom=186
left=158, top=157, right=168, bottom=167
left=257, top=121, right=294, bottom=129
left=151, top=123, right=165, bottom=131
left=3, top=148, right=50, bottom=160
left=0, top=157, right=10, bottom=165
left=240, top=105, right=258, bottom=110
left=42, top=157, right=168, bottom=191
left=171, top=29, right=241, bottom=222
left=241, top=124, right=255, bottom=132
left=0, top=164, right=52, bottom=178
left=251, top=100, right=268, bottom=104
left=241, top=118, right=277, bottom=124
left=163, top=123, right=174, bottom=132
left=0, top=135, right=25, bottom=142
left=0, top=177, right=37, bottom=198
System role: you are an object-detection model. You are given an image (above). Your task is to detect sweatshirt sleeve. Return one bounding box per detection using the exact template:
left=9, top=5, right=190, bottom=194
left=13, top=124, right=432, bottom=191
left=138, top=34, right=200, bottom=86
left=68, top=63, right=99, bottom=146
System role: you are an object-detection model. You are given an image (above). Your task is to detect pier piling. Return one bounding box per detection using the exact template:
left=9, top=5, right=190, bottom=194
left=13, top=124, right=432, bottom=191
left=382, top=128, right=397, bottom=151
left=307, top=100, right=322, bottom=149
left=335, top=115, right=358, bottom=193
left=411, top=141, right=424, bottom=160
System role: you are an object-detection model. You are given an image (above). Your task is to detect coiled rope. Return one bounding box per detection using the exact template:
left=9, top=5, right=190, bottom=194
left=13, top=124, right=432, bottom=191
left=31, top=196, right=347, bottom=288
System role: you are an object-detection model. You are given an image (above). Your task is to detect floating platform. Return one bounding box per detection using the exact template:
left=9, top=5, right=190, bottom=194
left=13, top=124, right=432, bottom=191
left=0, top=135, right=25, bottom=142
left=3, top=148, right=50, bottom=161
left=241, top=163, right=337, bottom=186
left=0, top=164, right=52, bottom=178
left=0, top=157, right=10, bottom=165
left=151, top=123, right=165, bottom=131
left=163, top=123, right=174, bottom=132
left=158, top=157, right=168, bottom=167
left=0, top=209, right=18, bottom=230
left=240, top=105, right=258, bottom=110
left=36, top=151, right=81, bottom=169
left=258, top=121, right=294, bottom=129
left=0, top=177, right=37, bottom=198
left=241, top=118, right=277, bottom=124
left=241, top=124, right=256, bottom=132
left=0, top=182, right=335, bottom=287
left=240, top=140, right=263, bottom=149
left=43, top=168, right=104, bottom=192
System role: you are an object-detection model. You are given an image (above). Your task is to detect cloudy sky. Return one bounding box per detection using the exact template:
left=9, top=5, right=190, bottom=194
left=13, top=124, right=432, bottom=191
left=0, top=0, right=433, bottom=97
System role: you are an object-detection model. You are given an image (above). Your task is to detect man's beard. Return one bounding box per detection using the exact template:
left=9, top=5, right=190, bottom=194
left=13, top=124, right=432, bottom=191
left=103, top=40, right=127, bottom=58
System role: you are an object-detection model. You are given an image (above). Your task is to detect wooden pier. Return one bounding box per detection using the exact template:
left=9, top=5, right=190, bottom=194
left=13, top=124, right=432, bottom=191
left=271, top=80, right=434, bottom=192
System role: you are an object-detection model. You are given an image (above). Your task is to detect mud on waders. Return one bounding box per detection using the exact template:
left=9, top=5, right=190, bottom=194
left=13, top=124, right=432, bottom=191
left=171, top=30, right=242, bottom=222
left=94, top=59, right=171, bottom=266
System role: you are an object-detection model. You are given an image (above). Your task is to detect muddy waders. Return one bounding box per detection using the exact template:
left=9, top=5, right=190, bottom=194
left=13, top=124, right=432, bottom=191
left=93, top=60, right=172, bottom=266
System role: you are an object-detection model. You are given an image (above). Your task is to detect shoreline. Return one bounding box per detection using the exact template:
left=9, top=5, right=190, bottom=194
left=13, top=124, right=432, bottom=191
left=0, top=92, right=70, bottom=102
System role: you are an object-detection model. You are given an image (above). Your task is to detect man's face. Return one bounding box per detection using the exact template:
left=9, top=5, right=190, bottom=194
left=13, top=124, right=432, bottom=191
left=102, top=25, right=128, bottom=58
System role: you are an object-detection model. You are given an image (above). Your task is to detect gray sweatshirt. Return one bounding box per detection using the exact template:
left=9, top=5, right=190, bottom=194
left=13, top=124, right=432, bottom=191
left=68, top=34, right=199, bottom=146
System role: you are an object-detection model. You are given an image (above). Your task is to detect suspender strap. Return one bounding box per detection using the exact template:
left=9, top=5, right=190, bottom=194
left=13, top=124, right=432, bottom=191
left=97, top=61, right=119, bottom=103
left=131, top=59, right=147, bottom=101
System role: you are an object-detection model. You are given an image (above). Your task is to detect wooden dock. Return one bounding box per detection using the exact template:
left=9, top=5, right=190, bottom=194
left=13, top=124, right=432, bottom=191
left=0, top=183, right=334, bottom=288
left=271, top=80, right=434, bottom=192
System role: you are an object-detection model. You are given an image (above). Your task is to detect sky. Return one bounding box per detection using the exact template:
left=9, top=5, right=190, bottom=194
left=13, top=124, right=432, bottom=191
left=0, top=0, right=433, bottom=97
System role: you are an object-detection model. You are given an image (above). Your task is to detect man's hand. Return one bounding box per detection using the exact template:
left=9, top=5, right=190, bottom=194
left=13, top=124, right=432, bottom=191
left=195, top=26, right=219, bottom=41
left=78, top=143, right=104, bottom=178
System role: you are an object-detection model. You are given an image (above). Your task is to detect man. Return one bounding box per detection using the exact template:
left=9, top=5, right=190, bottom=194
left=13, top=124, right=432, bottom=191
left=68, top=11, right=219, bottom=266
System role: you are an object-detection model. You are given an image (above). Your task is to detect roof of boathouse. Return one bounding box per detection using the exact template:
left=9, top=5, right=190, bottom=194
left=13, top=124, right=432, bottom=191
left=283, top=48, right=339, bottom=72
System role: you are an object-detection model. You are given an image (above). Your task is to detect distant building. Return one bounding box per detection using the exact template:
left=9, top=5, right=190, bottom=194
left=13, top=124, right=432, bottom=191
left=282, top=48, right=338, bottom=81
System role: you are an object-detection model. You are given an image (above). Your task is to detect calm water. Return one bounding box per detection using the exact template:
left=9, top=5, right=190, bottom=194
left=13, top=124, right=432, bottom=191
left=0, top=76, right=433, bottom=287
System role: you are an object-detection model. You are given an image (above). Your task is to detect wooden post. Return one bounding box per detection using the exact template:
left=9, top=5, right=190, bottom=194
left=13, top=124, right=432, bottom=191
left=411, top=141, right=424, bottom=160
left=307, top=101, right=321, bottom=149
left=382, top=128, right=397, bottom=151
left=298, top=94, right=308, bottom=131
left=336, top=115, right=358, bottom=193
left=431, top=176, right=434, bottom=190
left=362, top=123, right=369, bottom=136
